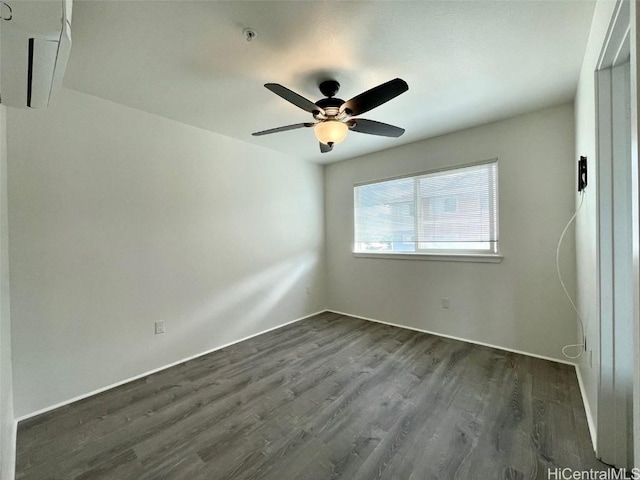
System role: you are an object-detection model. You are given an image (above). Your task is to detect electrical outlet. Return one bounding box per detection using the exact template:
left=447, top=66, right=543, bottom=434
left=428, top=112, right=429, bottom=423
left=154, top=321, right=165, bottom=335
left=306, top=285, right=311, bottom=296
left=441, top=297, right=450, bottom=309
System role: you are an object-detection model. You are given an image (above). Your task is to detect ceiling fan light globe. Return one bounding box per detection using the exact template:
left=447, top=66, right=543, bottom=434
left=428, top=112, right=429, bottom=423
left=314, top=120, right=348, bottom=145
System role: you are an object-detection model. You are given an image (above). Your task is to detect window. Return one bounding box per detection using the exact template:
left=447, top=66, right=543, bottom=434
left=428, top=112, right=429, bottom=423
left=354, top=161, right=499, bottom=256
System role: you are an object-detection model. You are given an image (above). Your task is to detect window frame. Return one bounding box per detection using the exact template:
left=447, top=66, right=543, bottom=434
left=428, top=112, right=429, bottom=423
left=353, top=159, right=502, bottom=263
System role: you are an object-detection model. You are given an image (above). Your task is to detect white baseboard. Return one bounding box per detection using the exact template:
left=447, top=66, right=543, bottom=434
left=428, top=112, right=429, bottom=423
left=575, top=364, right=597, bottom=452
left=327, top=309, right=577, bottom=366
left=17, top=307, right=597, bottom=458
left=16, top=310, right=327, bottom=422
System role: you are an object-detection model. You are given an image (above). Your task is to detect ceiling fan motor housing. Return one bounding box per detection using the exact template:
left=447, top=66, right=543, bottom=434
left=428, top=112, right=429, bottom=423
left=316, top=80, right=347, bottom=119
left=315, top=97, right=345, bottom=120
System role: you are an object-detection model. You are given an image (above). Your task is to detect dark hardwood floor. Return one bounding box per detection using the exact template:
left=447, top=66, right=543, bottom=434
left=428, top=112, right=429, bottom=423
left=16, top=312, right=607, bottom=479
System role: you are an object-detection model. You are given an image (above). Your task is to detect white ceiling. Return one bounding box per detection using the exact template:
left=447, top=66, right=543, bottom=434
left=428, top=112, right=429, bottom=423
left=63, top=0, right=596, bottom=164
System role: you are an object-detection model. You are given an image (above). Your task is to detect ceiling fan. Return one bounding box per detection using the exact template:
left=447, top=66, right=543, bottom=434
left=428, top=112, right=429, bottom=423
left=252, top=78, right=409, bottom=153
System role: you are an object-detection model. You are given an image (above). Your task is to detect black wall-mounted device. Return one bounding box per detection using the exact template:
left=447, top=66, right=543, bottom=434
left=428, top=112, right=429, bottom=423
left=578, top=156, right=587, bottom=192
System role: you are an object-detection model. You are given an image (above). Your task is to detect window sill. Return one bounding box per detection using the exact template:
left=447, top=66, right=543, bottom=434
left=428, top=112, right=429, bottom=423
left=352, top=252, right=503, bottom=263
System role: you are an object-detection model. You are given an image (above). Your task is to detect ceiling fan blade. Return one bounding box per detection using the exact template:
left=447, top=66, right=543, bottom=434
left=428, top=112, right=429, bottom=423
left=264, top=83, right=325, bottom=115
left=341, top=78, right=408, bottom=116
left=319, top=142, right=333, bottom=153
left=252, top=123, right=314, bottom=136
left=348, top=119, right=405, bottom=137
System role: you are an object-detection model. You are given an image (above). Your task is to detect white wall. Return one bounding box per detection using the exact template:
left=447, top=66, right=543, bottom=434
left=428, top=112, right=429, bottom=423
left=0, top=11, right=16, bottom=476
left=325, top=103, right=577, bottom=361
left=574, top=0, right=618, bottom=445
left=0, top=103, right=16, bottom=479
left=7, top=88, right=326, bottom=418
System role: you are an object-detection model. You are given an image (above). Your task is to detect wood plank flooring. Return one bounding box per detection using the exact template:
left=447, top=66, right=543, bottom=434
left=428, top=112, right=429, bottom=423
left=15, top=312, right=608, bottom=479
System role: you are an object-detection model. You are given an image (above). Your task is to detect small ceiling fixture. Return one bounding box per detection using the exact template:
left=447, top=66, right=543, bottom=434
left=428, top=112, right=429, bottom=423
left=243, top=28, right=256, bottom=42
left=252, top=78, right=409, bottom=153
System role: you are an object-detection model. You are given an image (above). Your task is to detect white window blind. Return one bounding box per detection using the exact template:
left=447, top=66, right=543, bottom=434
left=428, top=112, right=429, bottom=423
left=354, top=161, right=498, bottom=254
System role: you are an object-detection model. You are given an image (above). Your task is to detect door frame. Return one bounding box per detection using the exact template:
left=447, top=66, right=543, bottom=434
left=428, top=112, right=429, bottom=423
left=595, top=0, right=635, bottom=467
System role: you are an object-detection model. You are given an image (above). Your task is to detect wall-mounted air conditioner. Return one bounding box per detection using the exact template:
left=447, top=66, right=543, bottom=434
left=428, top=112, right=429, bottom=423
left=0, top=0, right=72, bottom=109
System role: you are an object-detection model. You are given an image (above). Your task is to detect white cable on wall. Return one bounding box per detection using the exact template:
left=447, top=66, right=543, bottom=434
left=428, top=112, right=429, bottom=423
left=556, top=190, right=586, bottom=359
